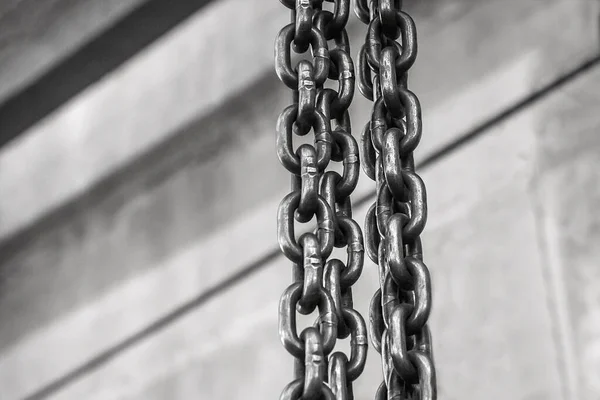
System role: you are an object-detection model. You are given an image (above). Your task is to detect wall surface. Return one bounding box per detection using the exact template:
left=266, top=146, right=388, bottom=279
left=0, top=0, right=599, bottom=399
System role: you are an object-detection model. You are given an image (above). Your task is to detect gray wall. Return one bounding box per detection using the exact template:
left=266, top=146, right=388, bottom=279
left=0, top=0, right=599, bottom=399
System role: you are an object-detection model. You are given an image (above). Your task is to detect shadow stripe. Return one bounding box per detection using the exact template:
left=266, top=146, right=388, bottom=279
left=0, top=0, right=217, bottom=149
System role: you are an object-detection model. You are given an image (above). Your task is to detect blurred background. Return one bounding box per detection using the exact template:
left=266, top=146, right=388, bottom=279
left=0, top=0, right=599, bottom=399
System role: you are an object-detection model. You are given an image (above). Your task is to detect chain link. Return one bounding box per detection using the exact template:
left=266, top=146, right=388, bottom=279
left=355, top=1, right=438, bottom=399
left=276, top=1, right=368, bottom=399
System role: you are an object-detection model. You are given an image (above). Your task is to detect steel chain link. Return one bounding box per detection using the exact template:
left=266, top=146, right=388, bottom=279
left=276, top=1, right=436, bottom=398
left=275, top=1, right=368, bottom=399
left=354, top=0, right=438, bottom=399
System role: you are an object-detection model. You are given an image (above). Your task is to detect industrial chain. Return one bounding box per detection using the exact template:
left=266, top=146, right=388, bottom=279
left=354, top=1, right=437, bottom=399
left=275, top=1, right=368, bottom=399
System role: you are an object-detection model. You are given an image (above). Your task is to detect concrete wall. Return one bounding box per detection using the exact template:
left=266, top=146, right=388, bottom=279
left=0, top=0, right=599, bottom=399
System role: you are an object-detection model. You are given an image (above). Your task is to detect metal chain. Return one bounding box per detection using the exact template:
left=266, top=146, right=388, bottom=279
left=275, top=1, right=368, bottom=399
left=354, top=1, right=437, bottom=399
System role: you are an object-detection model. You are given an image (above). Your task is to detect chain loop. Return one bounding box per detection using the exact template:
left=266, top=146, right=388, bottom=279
left=297, top=61, right=317, bottom=132
left=324, top=259, right=351, bottom=338
left=294, top=0, right=314, bottom=53
left=301, top=327, right=326, bottom=398
left=275, top=24, right=329, bottom=90
left=279, top=282, right=338, bottom=358
left=298, top=233, right=325, bottom=313
left=280, top=379, right=336, bottom=400
left=276, top=1, right=368, bottom=398
left=329, top=353, right=350, bottom=400
left=277, top=105, right=332, bottom=171
left=343, top=308, right=369, bottom=380
left=294, top=145, right=320, bottom=222
left=355, top=1, right=438, bottom=399
left=331, top=131, right=360, bottom=198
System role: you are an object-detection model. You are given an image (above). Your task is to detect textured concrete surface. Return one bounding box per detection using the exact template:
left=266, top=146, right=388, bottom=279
left=0, top=1, right=599, bottom=399
left=43, top=100, right=564, bottom=399
left=533, top=65, right=600, bottom=399
left=0, top=0, right=147, bottom=103
left=0, top=0, right=596, bottom=243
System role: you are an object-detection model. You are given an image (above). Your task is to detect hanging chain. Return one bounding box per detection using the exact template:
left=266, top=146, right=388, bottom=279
left=355, top=0, right=437, bottom=399
left=275, top=0, right=368, bottom=399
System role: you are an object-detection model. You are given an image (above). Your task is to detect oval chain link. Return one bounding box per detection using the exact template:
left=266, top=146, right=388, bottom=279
left=355, top=1, right=438, bottom=399
left=276, top=1, right=368, bottom=399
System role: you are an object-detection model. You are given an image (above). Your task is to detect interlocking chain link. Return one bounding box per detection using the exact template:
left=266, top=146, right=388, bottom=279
left=355, top=1, right=437, bottom=399
left=275, top=1, right=368, bottom=399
